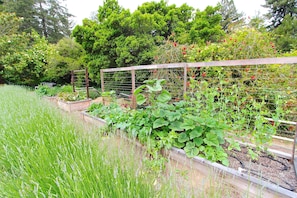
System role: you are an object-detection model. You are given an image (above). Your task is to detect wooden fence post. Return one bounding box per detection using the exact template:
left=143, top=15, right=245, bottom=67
left=71, top=70, right=75, bottom=92
left=183, top=64, right=188, bottom=96
left=100, top=69, right=105, bottom=93
left=131, top=69, right=136, bottom=109
left=85, top=68, right=90, bottom=98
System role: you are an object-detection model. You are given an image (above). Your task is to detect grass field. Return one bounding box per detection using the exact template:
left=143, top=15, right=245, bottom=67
left=0, top=85, right=180, bottom=197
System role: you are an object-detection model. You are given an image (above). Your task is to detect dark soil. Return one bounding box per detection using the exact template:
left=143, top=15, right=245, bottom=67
left=226, top=146, right=297, bottom=192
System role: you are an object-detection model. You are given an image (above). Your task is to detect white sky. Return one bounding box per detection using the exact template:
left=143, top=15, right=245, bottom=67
left=64, top=0, right=268, bottom=26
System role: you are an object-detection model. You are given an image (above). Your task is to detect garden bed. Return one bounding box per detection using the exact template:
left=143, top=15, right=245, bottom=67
left=57, top=99, right=92, bottom=112
left=81, top=111, right=297, bottom=198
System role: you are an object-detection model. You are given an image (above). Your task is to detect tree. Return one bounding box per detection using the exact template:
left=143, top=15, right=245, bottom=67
left=263, top=0, right=297, bottom=28
left=188, top=6, right=225, bottom=44
left=0, top=12, right=22, bottom=36
left=273, top=15, right=297, bottom=52
left=1, top=0, right=72, bottom=43
left=0, top=31, right=49, bottom=86
left=72, top=0, right=225, bottom=84
left=1, top=0, right=38, bottom=33
left=0, top=12, right=22, bottom=83
left=248, top=12, right=267, bottom=32
left=44, top=38, right=85, bottom=84
left=219, top=0, right=244, bottom=33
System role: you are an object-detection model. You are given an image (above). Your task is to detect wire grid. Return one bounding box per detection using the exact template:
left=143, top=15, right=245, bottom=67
left=136, top=68, right=185, bottom=100
left=102, top=62, right=297, bottom=138
left=103, top=70, right=133, bottom=98
left=186, top=64, right=297, bottom=138
left=72, top=70, right=89, bottom=97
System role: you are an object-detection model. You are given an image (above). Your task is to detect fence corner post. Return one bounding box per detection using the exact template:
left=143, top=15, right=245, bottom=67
left=183, top=64, right=188, bottom=97
left=85, top=68, right=90, bottom=98
left=100, top=69, right=105, bottom=93
left=131, top=69, right=136, bottom=109
left=71, top=70, right=75, bottom=92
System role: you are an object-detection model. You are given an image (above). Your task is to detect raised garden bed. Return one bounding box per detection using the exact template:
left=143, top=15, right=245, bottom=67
left=81, top=111, right=297, bottom=198
left=57, top=99, right=92, bottom=112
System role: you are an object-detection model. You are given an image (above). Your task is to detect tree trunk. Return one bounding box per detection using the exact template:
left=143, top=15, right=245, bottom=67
left=39, top=1, right=48, bottom=38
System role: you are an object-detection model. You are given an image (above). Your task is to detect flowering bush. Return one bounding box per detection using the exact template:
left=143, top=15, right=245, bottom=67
left=187, top=27, right=278, bottom=62
left=153, top=39, right=190, bottom=64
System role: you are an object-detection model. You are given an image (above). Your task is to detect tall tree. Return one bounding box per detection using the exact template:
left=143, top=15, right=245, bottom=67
left=45, top=38, right=85, bottom=84
left=0, top=12, right=22, bottom=83
left=72, top=0, right=225, bottom=84
left=219, top=0, right=244, bottom=33
left=0, top=12, right=22, bottom=36
left=1, top=0, right=72, bottom=43
left=248, top=14, right=266, bottom=32
left=188, top=6, right=225, bottom=44
left=263, top=0, right=297, bottom=28
left=273, top=15, right=297, bottom=52
left=1, top=0, right=38, bottom=33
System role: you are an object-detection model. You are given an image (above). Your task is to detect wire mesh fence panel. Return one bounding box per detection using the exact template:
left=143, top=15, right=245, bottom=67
left=186, top=63, right=297, bottom=138
left=101, top=57, right=297, bottom=138
left=135, top=68, right=185, bottom=101
left=102, top=70, right=133, bottom=104
left=71, top=69, right=90, bottom=98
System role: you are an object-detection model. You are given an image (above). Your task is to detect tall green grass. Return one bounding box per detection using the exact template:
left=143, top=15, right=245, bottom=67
left=0, top=85, right=168, bottom=197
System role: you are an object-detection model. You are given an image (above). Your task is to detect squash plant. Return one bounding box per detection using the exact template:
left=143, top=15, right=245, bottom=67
left=134, top=79, right=230, bottom=166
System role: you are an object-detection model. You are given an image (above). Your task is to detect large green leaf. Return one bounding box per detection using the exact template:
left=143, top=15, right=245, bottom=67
left=211, top=129, right=225, bottom=144
left=166, top=111, right=181, bottom=122
left=136, top=94, right=146, bottom=105
left=189, top=126, right=203, bottom=139
left=181, top=119, right=196, bottom=130
left=169, top=121, right=184, bottom=131
left=134, top=85, right=146, bottom=94
left=153, top=118, right=169, bottom=129
left=173, top=141, right=185, bottom=149
left=143, top=79, right=157, bottom=85
left=147, top=84, right=162, bottom=92
left=152, top=109, right=166, bottom=118
left=184, top=142, right=199, bottom=158
left=185, top=141, right=195, bottom=149
left=152, top=109, right=161, bottom=118
left=157, top=90, right=171, bottom=103
left=146, top=79, right=166, bottom=93
left=178, top=132, right=189, bottom=143
left=203, top=132, right=219, bottom=147
left=193, top=137, right=203, bottom=147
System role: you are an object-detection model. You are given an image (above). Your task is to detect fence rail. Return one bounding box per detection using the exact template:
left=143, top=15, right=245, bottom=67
left=101, top=57, right=297, bottom=72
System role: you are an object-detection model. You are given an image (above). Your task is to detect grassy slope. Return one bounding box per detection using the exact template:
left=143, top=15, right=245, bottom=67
left=0, top=85, right=165, bottom=197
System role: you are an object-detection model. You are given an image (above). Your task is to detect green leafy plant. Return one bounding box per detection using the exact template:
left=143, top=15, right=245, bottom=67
left=134, top=79, right=230, bottom=166
left=186, top=76, right=284, bottom=160
left=35, top=85, right=59, bottom=97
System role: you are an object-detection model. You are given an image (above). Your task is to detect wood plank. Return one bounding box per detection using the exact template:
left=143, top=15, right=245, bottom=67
left=101, top=57, right=297, bottom=73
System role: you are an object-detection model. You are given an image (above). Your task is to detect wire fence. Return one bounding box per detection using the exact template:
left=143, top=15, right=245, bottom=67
left=101, top=57, right=297, bottom=138
left=71, top=68, right=90, bottom=98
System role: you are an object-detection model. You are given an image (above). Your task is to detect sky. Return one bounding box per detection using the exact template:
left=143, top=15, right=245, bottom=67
left=64, top=0, right=268, bottom=26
